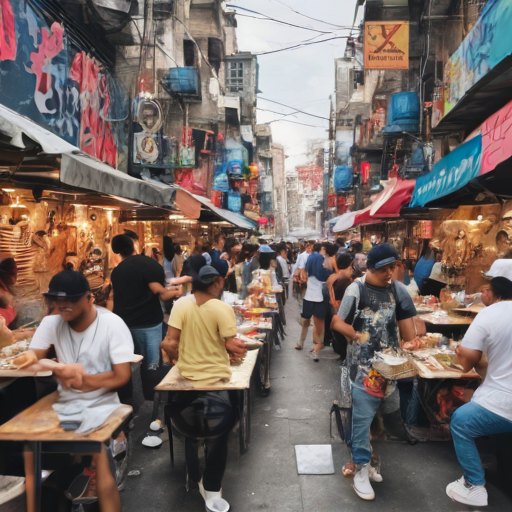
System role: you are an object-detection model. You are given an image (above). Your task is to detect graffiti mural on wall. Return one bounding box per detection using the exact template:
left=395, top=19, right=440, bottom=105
left=444, top=0, right=512, bottom=117
left=0, top=0, right=17, bottom=60
left=70, top=52, right=118, bottom=168
left=0, top=0, right=127, bottom=170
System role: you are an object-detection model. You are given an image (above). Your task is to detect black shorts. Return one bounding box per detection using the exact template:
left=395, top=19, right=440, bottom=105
left=301, top=299, right=328, bottom=320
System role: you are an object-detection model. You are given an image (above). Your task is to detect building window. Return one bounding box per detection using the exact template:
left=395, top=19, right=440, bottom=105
left=227, top=61, right=244, bottom=92
left=184, top=40, right=196, bottom=67
left=208, top=38, right=222, bottom=74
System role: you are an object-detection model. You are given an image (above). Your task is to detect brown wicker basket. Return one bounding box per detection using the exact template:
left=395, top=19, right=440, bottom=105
left=372, top=358, right=418, bottom=380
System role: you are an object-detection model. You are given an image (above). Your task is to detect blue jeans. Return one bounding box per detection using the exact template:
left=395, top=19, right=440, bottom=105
left=451, top=401, right=512, bottom=486
left=351, top=385, right=384, bottom=465
left=130, top=323, right=163, bottom=370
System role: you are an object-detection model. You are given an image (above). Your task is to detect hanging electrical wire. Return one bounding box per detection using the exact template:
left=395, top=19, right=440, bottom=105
left=270, top=0, right=349, bottom=29
left=226, top=4, right=355, bottom=34
left=257, top=107, right=300, bottom=118
left=258, top=97, right=331, bottom=121
left=253, top=36, right=348, bottom=56
left=268, top=119, right=326, bottom=128
left=233, top=13, right=332, bottom=34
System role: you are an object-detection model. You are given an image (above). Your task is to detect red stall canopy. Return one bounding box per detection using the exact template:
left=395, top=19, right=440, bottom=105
left=333, top=178, right=415, bottom=232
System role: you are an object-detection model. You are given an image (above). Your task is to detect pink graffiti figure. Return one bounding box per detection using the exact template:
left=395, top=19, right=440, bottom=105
left=70, top=52, right=117, bottom=168
left=0, top=0, right=16, bottom=61
left=27, top=22, right=64, bottom=114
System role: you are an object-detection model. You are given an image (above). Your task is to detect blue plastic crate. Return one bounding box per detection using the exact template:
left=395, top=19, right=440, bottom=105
left=162, top=67, right=200, bottom=96
left=384, top=92, right=420, bottom=133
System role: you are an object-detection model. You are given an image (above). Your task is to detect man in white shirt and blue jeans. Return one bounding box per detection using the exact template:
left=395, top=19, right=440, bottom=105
left=446, top=276, right=512, bottom=507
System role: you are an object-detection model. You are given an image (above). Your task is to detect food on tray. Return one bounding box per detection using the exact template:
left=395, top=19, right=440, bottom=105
left=403, top=338, right=422, bottom=351
left=435, top=354, right=464, bottom=372
left=236, top=334, right=264, bottom=350
left=11, top=350, right=38, bottom=369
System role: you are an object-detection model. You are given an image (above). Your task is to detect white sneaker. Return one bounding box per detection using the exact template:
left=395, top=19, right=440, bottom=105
left=353, top=464, right=375, bottom=500
left=368, top=464, right=383, bottom=483
left=199, top=480, right=230, bottom=512
left=141, top=435, right=162, bottom=448
left=446, top=476, right=488, bottom=507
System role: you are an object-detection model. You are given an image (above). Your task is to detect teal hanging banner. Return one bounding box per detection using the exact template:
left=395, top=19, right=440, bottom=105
left=444, top=0, right=512, bottom=116
left=410, top=135, right=482, bottom=207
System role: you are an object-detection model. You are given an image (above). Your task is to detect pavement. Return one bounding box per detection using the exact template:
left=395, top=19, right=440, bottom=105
left=121, top=296, right=512, bottom=512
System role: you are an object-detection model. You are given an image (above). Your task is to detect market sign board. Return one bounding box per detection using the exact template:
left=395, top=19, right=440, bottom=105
left=444, top=0, right=512, bottom=116
left=410, top=135, right=482, bottom=207
left=364, top=21, right=409, bottom=70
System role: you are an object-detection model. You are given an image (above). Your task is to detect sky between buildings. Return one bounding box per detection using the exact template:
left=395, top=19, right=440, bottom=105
left=233, top=0, right=359, bottom=171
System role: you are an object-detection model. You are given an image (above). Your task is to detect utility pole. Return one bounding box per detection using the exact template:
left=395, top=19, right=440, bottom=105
left=324, top=95, right=335, bottom=230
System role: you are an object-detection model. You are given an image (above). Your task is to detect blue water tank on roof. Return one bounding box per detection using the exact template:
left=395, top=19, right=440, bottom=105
left=384, top=92, right=420, bottom=133
left=162, top=67, right=200, bottom=96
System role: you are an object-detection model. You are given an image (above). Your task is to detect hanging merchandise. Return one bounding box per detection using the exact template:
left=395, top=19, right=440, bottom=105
left=227, top=190, right=242, bottom=213
left=211, top=190, right=223, bottom=208
left=180, top=126, right=195, bottom=166
left=417, top=221, right=433, bottom=239
left=134, top=133, right=160, bottom=164
left=161, top=136, right=179, bottom=166
left=337, top=195, right=348, bottom=214
left=334, top=165, right=353, bottom=192
left=179, top=144, right=195, bottom=166
left=174, top=168, right=194, bottom=190
left=225, top=139, right=245, bottom=178
left=137, top=99, right=163, bottom=133
left=361, top=162, right=371, bottom=185
left=213, top=163, right=230, bottom=192
left=249, top=163, right=259, bottom=179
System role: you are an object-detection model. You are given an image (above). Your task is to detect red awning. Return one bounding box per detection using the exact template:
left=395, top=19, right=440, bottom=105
left=333, top=178, right=415, bottom=232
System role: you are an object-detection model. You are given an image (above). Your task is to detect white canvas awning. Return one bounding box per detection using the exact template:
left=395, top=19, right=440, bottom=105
left=193, top=194, right=258, bottom=230
left=0, top=104, right=177, bottom=208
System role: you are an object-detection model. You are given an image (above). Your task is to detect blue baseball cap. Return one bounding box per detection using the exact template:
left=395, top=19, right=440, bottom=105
left=258, top=245, right=274, bottom=253
left=367, top=244, right=398, bottom=270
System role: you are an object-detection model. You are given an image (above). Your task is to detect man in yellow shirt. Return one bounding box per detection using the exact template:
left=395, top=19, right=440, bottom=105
left=161, top=265, right=246, bottom=511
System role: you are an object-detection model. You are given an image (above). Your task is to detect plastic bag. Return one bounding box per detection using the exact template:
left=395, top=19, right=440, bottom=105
left=213, top=163, right=230, bottom=192
left=227, top=190, right=241, bottom=212
left=334, top=165, right=353, bottom=192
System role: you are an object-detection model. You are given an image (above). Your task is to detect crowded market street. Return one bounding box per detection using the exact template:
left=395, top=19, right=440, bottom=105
left=121, top=294, right=512, bottom=512
left=3, top=1, right=512, bottom=511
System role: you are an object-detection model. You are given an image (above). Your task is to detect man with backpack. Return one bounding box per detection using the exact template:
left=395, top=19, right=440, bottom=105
left=331, top=244, right=417, bottom=501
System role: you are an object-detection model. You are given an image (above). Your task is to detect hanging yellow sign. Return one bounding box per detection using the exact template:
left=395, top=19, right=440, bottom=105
left=364, top=21, right=409, bottom=70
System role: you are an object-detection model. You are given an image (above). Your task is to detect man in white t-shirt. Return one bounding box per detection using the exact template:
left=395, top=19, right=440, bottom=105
left=276, top=243, right=290, bottom=303
left=29, top=270, right=134, bottom=512
left=446, top=277, right=512, bottom=508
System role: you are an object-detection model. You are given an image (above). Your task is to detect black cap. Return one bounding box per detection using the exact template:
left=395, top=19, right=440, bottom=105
left=194, top=265, right=221, bottom=286
left=212, top=259, right=229, bottom=278
left=43, top=270, right=91, bottom=298
left=367, top=243, right=398, bottom=270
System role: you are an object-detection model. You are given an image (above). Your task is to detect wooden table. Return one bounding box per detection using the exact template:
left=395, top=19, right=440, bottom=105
left=416, top=313, right=473, bottom=326
left=0, top=392, right=132, bottom=512
left=412, top=359, right=481, bottom=380
left=157, top=349, right=259, bottom=462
